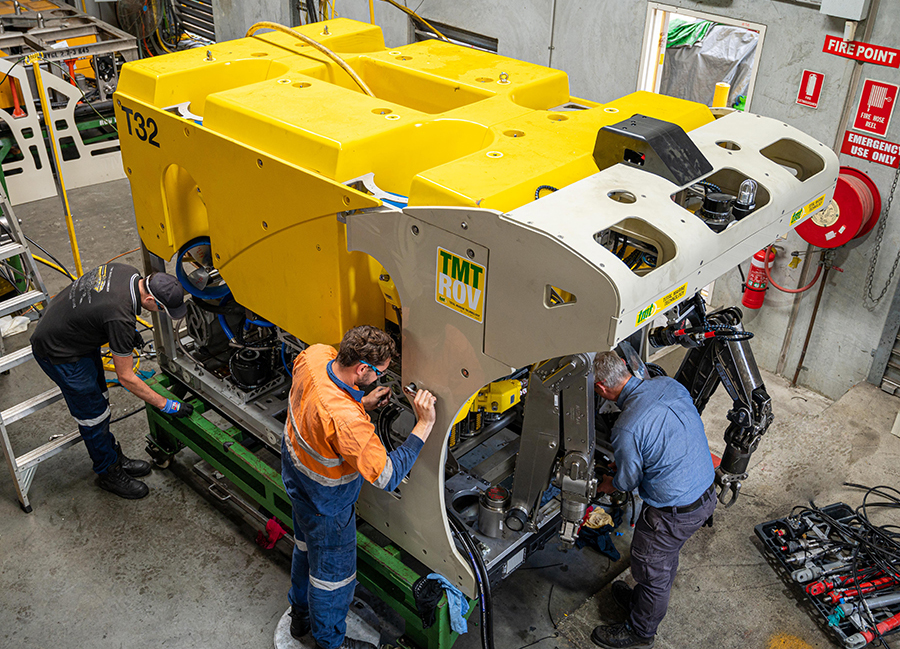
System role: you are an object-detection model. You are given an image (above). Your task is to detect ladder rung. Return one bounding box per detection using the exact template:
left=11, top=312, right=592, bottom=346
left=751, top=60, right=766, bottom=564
left=0, top=290, right=45, bottom=318
left=0, top=241, right=25, bottom=261
left=0, top=345, right=33, bottom=373
left=16, top=430, right=83, bottom=471
left=0, top=387, right=63, bottom=425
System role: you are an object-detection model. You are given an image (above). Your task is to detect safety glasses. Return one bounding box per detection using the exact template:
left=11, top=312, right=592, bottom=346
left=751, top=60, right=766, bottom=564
left=360, top=360, right=385, bottom=378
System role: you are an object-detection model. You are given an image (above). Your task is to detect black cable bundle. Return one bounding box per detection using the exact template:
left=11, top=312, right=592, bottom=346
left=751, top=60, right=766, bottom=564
left=803, top=484, right=900, bottom=644
left=446, top=511, right=494, bottom=649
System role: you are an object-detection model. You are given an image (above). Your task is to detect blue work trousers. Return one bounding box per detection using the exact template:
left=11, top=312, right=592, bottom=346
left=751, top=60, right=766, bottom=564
left=34, top=351, right=117, bottom=474
left=282, top=457, right=358, bottom=649
left=628, top=489, right=717, bottom=638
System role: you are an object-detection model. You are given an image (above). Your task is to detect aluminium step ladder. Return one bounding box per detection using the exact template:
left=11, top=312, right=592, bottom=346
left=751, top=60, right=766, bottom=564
left=0, top=190, right=70, bottom=513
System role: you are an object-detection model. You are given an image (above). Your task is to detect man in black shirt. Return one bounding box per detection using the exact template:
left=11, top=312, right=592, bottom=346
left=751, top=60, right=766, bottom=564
left=31, top=264, right=193, bottom=499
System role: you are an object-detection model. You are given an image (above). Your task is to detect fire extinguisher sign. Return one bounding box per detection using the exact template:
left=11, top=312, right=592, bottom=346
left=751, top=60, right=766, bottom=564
left=797, top=70, right=824, bottom=108
left=853, top=79, right=898, bottom=137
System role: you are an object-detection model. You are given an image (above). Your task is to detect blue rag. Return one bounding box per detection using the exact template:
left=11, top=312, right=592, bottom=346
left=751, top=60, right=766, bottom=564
left=426, top=573, right=467, bottom=635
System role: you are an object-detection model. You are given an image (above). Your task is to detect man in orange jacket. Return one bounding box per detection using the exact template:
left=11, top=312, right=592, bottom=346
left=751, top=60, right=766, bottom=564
left=282, top=325, right=436, bottom=649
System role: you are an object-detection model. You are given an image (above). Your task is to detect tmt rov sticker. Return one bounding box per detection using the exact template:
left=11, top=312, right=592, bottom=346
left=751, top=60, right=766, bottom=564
left=436, top=247, right=486, bottom=323
left=636, top=283, right=687, bottom=326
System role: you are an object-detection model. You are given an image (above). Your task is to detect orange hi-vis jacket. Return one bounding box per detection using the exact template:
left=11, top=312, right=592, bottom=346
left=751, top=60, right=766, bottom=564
left=283, top=344, right=396, bottom=496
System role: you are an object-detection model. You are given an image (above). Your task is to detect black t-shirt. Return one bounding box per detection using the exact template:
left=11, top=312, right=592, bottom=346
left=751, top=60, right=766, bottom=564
left=31, top=263, right=142, bottom=364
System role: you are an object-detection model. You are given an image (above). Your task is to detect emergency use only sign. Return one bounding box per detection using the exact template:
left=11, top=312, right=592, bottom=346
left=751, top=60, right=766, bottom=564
left=823, top=35, right=900, bottom=68
left=853, top=79, right=898, bottom=137
left=841, top=131, right=900, bottom=169
left=435, top=247, right=486, bottom=323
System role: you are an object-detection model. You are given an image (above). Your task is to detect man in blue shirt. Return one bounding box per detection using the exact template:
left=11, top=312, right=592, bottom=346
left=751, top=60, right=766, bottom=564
left=591, top=352, right=716, bottom=649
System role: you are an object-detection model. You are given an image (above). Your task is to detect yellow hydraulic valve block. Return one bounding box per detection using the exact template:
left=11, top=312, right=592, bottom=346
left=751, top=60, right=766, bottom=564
left=472, top=379, right=523, bottom=414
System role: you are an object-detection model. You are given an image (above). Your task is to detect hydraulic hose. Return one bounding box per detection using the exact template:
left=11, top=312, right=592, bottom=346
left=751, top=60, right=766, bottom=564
left=378, top=0, right=450, bottom=41
left=447, top=511, right=494, bottom=649
left=246, top=22, right=375, bottom=97
left=244, top=318, right=274, bottom=328
left=764, top=245, right=823, bottom=293
left=218, top=312, right=237, bottom=343
left=281, top=343, right=293, bottom=375
left=190, top=295, right=245, bottom=316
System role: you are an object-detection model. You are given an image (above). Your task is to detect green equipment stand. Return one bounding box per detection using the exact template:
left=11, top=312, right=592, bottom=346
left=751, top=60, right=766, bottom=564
left=145, top=374, right=475, bottom=649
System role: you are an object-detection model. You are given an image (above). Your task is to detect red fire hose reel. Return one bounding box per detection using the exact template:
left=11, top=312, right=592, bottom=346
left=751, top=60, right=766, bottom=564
left=796, top=166, right=881, bottom=248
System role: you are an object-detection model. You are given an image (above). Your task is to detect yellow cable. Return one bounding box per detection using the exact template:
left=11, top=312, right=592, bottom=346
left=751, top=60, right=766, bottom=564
left=156, top=32, right=174, bottom=53
left=368, top=0, right=375, bottom=23
left=102, top=347, right=141, bottom=373
left=31, top=61, right=84, bottom=277
left=33, top=255, right=73, bottom=280
left=379, top=0, right=450, bottom=41
left=246, top=22, right=375, bottom=97
left=137, top=316, right=154, bottom=330
left=150, top=0, right=175, bottom=54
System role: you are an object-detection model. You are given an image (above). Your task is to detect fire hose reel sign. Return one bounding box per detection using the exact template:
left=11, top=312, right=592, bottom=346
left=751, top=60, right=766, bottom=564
left=436, top=247, right=486, bottom=323
left=853, top=79, right=898, bottom=137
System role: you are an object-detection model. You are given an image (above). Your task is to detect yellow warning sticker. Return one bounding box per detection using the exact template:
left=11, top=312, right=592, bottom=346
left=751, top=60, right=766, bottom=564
left=636, top=283, right=688, bottom=326
left=790, top=193, right=826, bottom=225
left=436, top=248, right=486, bottom=323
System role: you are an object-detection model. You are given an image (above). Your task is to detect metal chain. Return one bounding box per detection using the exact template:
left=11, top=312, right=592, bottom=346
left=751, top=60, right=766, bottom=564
left=864, top=165, right=900, bottom=310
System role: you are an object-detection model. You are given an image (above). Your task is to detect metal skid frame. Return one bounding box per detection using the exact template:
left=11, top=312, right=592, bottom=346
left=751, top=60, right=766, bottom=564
left=37, top=66, right=125, bottom=189
left=0, top=1, right=138, bottom=77
left=0, top=0, right=135, bottom=204
left=0, top=59, right=55, bottom=203
left=143, top=373, right=475, bottom=649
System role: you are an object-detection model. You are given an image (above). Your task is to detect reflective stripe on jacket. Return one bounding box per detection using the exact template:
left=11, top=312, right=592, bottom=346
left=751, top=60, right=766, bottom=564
left=285, top=344, right=393, bottom=489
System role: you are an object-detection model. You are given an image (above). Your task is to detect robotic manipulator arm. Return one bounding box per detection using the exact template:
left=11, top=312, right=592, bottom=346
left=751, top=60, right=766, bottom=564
left=648, top=293, right=773, bottom=507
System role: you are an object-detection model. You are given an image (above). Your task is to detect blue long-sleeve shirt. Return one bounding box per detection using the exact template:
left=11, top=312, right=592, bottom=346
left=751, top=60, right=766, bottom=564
left=610, top=376, right=715, bottom=508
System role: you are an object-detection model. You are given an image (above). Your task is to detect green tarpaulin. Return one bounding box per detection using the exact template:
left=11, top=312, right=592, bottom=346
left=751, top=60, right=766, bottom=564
left=666, top=18, right=714, bottom=48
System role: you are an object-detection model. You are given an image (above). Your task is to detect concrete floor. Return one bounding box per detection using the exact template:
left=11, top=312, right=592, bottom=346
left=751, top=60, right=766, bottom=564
left=2, top=179, right=900, bottom=649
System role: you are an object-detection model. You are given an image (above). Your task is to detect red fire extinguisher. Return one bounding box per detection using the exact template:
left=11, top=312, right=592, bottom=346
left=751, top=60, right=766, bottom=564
left=742, top=248, right=776, bottom=309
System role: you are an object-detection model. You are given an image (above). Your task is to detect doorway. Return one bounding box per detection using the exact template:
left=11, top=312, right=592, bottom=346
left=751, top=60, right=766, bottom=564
left=638, top=3, right=766, bottom=111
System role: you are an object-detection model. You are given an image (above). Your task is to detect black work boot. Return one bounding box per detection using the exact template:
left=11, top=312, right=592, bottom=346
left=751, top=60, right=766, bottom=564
left=611, top=581, right=633, bottom=613
left=591, top=622, right=654, bottom=649
left=315, top=638, right=378, bottom=649
left=98, top=461, right=149, bottom=499
left=115, top=442, right=151, bottom=477
left=289, top=605, right=310, bottom=640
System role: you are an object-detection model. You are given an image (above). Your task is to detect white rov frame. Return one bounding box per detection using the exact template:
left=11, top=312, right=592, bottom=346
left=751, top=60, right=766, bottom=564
left=346, top=110, right=839, bottom=596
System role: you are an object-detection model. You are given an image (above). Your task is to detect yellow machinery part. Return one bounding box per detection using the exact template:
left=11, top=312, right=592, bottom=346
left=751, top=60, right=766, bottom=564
left=0, top=274, right=14, bottom=298
left=0, top=0, right=56, bottom=14
left=69, top=35, right=99, bottom=80
left=451, top=392, right=479, bottom=426
left=449, top=379, right=523, bottom=429
left=472, top=379, right=522, bottom=414
left=0, top=69, right=13, bottom=109
left=117, top=18, right=714, bottom=347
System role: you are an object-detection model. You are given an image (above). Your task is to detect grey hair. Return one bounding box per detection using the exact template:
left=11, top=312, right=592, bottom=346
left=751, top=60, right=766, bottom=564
left=593, top=351, right=631, bottom=386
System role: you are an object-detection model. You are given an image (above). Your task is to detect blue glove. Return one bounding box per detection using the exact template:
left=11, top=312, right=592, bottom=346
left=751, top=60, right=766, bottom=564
left=161, top=399, right=193, bottom=418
